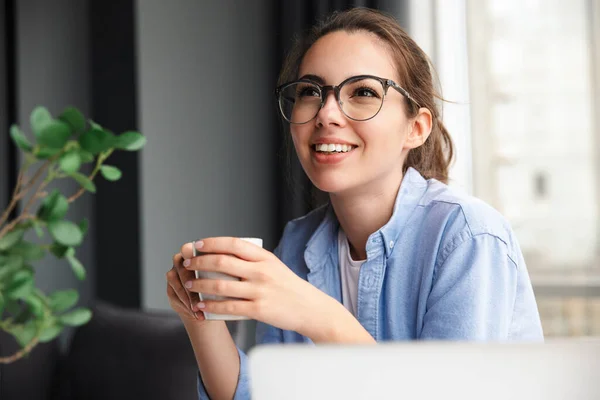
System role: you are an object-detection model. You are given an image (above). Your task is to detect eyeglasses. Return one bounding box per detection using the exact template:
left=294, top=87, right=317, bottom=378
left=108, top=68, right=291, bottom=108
left=275, top=74, right=420, bottom=124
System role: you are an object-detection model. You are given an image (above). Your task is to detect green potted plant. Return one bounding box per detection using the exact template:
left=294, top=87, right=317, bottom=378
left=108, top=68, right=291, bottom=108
left=0, top=106, right=146, bottom=363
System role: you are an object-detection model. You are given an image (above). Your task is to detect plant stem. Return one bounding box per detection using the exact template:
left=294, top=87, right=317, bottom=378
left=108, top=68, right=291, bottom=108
left=0, top=336, right=40, bottom=364
left=17, top=161, right=51, bottom=198
left=67, top=149, right=112, bottom=203
left=0, top=309, right=50, bottom=364
left=0, top=164, right=28, bottom=228
left=0, top=163, right=53, bottom=239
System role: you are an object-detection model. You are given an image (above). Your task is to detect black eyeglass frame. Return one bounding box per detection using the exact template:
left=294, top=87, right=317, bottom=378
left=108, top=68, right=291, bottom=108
left=275, top=74, right=421, bottom=124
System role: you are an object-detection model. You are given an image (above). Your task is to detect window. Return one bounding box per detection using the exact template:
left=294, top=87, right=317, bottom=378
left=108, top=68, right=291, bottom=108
left=467, top=0, right=600, bottom=337
left=410, top=0, right=600, bottom=337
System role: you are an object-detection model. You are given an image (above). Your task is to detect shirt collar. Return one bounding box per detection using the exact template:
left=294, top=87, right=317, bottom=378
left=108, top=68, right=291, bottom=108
left=304, top=203, right=338, bottom=272
left=378, top=167, right=428, bottom=258
left=304, top=167, right=429, bottom=269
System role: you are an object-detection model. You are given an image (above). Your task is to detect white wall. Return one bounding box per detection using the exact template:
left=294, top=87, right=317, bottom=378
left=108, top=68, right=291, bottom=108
left=136, top=0, right=277, bottom=311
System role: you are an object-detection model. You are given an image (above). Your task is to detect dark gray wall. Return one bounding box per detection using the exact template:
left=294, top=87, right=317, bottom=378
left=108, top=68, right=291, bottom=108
left=15, top=0, right=95, bottom=312
left=136, top=0, right=277, bottom=311
left=0, top=1, right=8, bottom=212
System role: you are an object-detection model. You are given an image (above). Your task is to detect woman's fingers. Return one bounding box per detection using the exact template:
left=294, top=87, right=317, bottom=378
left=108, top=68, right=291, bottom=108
left=167, top=283, right=194, bottom=317
left=166, top=266, right=192, bottom=308
left=180, top=237, right=266, bottom=262
left=185, top=278, right=257, bottom=300
left=167, top=284, right=205, bottom=321
left=198, top=299, right=255, bottom=318
left=173, top=253, right=200, bottom=308
left=184, top=253, right=255, bottom=280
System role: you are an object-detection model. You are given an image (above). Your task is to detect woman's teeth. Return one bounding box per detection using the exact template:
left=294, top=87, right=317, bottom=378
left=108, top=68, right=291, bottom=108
left=313, top=143, right=355, bottom=153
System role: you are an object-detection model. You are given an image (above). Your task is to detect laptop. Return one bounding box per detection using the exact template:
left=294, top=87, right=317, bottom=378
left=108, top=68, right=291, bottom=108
left=248, top=339, right=600, bottom=400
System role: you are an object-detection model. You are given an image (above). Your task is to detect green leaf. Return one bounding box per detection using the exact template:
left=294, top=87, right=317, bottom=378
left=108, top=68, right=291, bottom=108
left=6, top=270, right=34, bottom=300
left=38, top=190, right=69, bottom=222
left=66, top=254, right=86, bottom=280
left=48, top=220, right=83, bottom=246
left=79, top=149, right=94, bottom=163
left=12, top=303, right=32, bottom=324
left=11, top=320, right=38, bottom=348
left=0, top=255, right=24, bottom=280
left=37, top=120, right=71, bottom=149
left=89, top=120, right=103, bottom=130
left=24, top=293, right=45, bottom=318
left=78, top=218, right=89, bottom=236
left=59, top=151, right=82, bottom=174
left=39, top=320, right=63, bottom=343
left=78, top=128, right=116, bottom=155
left=69, top=172, right=96, bottom=193
left=5, top=297, right=21, bottom=316
left=59, top=107, right=86, bottom=133
left=30, top=106, right=53, bottom=137
left=78, top=130, right=102, bottom=154
left=10, top=125, right=33, bottom=152
left=0, top=291, right=5, bottom=316
left=32, top=220, right=45, bottom=238
left=9, top=241, right=45, bottom=261
left=37, top=189, right=58, bottom=220
left=115, top=131, right=146, bottom=151
left=100, top=165, right=122, bottom=181
left=59, top=308, right=92, bottom=326
left=10, top=241, right=45, bottom=262
left=0, top=228, right=25, bottom=251
left=34, top=147, right=61, bottom=159
left=49, top=243, right=70, bottom=258
left=49, top=289, right=79, bottom=313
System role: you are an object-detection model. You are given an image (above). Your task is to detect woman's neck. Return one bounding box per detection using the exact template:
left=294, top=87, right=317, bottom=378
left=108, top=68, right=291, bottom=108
left=329, top=171, right=404, bottom=261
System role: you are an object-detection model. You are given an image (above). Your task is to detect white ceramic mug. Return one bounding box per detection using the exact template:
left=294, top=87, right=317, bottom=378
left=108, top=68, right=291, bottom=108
left=193, top=237, right=263, bottom=320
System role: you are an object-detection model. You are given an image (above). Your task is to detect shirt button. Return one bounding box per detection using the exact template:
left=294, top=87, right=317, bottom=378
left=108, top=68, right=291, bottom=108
left=389, top=240, right=394, bottom=249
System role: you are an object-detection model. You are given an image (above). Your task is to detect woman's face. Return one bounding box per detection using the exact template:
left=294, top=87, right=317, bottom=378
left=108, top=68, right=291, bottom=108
left=291, top=30, right=421, bottom=197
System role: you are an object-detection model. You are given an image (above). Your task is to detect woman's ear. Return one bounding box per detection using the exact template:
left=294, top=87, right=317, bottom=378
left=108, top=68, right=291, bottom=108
left=405, top=108, right=433, bottom=149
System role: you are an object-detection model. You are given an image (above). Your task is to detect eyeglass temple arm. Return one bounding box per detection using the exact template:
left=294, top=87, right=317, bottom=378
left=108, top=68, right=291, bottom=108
left=387, top=80, right=421, bottom=108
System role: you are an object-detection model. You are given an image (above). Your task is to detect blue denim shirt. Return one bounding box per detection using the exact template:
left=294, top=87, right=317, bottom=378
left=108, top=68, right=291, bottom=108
left=197, top=167, right=544, bottom=399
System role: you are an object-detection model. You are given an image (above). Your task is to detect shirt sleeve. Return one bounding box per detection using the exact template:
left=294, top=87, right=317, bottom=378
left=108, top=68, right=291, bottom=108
left=196, top=243, right=286, bottom=400
left=196, top=346, right=249, bottom=400
left=419, top=233, right=520, bottom=340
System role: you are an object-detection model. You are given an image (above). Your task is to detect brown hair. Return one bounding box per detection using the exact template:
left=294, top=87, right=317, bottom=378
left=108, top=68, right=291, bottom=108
left=278, top=7, right=454, bottom=183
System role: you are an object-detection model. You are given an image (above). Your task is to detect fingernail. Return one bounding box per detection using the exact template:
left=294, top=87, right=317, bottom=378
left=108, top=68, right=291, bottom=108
left=183, top=259, right=190, bottom=267
left=197, top=302, right=206, bottom=309
left=184, top=281, right=192, bottom=288
left=195, top=241, right=204, bottom=249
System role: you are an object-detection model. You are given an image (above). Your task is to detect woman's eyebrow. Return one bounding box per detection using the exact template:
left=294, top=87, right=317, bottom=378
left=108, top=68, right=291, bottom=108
left=298, top=74, right=325, bottom=84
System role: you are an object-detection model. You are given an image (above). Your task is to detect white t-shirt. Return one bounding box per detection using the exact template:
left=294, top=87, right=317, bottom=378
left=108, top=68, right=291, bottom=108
left=338, top=228, right=366, bottom=317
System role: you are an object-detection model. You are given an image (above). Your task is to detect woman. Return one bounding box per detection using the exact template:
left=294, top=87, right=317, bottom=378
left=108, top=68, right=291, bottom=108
left=167, top=8, right=543, bottom=400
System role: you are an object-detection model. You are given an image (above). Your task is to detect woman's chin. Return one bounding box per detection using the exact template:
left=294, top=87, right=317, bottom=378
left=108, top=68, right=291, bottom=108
left=310, top=175, right=355, bottom=195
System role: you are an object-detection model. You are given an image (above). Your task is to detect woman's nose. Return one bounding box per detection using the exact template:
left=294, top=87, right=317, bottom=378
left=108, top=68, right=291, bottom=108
left=316, top=90, right=345, bottom=126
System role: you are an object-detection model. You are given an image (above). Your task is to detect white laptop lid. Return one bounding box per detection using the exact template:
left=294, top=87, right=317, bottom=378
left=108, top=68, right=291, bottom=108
left=248, top=339, right=600, bottom=400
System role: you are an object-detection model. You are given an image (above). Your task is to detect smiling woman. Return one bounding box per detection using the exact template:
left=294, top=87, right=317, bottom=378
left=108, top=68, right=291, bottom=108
left=165, top=7, right=544, bottom=400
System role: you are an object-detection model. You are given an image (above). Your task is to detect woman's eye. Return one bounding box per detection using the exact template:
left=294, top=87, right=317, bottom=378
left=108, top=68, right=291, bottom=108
left=298, top=87, right=320, bottom=97
left=355, top=88, right=378, bottom=97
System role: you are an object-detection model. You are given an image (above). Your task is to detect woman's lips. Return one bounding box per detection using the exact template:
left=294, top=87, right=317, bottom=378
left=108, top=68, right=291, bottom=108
left=310, top=146, right=356, bottom=164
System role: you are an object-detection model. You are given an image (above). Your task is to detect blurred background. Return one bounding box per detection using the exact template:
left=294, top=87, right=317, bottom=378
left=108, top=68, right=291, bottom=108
left=0, top=0, right=599, bottom=395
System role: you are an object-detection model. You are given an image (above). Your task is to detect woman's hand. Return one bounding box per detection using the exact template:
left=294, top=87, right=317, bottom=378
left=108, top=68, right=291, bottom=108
left=166, top=252, right=206, bottom=324
left=178, top=237, right=342, bottom=339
